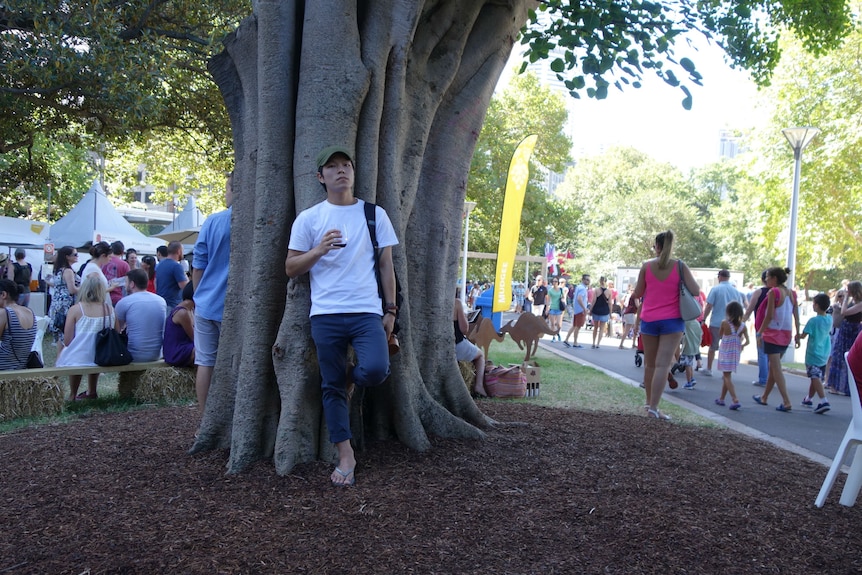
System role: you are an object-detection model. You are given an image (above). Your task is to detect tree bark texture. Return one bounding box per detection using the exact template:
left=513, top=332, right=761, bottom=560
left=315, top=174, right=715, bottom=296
left=192, top=0, right=532, bottom=475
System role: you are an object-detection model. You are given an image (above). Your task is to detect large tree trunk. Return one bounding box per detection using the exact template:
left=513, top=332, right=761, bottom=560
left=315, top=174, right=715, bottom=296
left=191, top=0, right=532, bottom=475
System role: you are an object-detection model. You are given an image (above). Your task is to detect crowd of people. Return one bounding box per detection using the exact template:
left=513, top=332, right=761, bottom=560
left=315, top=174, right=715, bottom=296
left=0, top=173, right=233, bottom=410
left=461, top=228, right=861, bottom=422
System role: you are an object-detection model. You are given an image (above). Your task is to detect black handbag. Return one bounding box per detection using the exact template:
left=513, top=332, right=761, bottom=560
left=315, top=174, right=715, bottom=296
left=94, top=304, right=133, bottom=366
left=26, top=350, right=43, bottom=369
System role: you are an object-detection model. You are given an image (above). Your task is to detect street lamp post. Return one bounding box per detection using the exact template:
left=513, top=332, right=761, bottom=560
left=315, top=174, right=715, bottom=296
left=524, top=237, right=534, bottom=287
left=460, top=201, right=477, bottom=305
left=782, top=126, right=820, bottom=292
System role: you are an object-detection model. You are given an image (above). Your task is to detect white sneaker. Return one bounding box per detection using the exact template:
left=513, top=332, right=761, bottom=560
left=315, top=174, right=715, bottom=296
left=701, top=369, right=713, bottom=377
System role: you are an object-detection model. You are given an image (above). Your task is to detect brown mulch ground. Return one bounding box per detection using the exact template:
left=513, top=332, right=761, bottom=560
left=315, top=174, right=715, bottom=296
left=1, top=401, right=860, bottom=574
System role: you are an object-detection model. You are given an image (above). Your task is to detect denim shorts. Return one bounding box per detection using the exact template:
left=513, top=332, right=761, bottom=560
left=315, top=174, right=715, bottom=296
left=763, top=341, right=788, bottom=356
left=591, top=313, right=609, bottom=323
left=549, top=309, right=562, bottom=316
left=806, top=364, right=827, bottom=379
left=639, top=318, right=685, bottom=336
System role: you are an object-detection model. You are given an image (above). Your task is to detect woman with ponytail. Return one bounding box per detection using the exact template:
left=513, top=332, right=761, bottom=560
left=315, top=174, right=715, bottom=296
left=632, top=230, right=700, bottom=420
left=753, top=267, right=799, bottom=411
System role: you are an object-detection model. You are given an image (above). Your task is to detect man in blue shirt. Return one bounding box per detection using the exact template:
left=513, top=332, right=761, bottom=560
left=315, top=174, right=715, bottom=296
left=192, top=173, right=233, bottom=416
left=702, top=269, right=744, bottom=376
left=155, top=241, right=189, bottom=311
left=115, top=269, right=167, bottom=362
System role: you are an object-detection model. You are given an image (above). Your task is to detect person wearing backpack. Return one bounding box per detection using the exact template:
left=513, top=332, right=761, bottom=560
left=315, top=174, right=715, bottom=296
left=286, top=145, right=398, bottom=488
left=11, top=249, right=33, bottom=308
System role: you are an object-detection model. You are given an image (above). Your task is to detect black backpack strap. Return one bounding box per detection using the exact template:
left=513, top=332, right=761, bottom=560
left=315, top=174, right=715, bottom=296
left=364, top=201, right=384, bottom=300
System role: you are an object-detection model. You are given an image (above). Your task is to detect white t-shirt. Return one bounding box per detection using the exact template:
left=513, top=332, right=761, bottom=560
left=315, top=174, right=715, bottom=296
left=81, top=261, right=109, bottom=289
left=288, top=199, right=398, bottom=317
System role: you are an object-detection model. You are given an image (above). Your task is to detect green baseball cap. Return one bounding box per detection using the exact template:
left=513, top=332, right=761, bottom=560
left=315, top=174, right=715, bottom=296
left=316, top=145, right=354, bottom=170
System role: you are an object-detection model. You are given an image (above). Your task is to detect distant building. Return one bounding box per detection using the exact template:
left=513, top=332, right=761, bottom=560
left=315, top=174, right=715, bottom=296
left=719, top=129, right=742, bottom=160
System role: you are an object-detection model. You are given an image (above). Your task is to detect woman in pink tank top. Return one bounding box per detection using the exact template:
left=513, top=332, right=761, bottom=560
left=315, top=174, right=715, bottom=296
left=752, top=267, right=799, bottom=412
left=632, top=230, right=700, bottom=420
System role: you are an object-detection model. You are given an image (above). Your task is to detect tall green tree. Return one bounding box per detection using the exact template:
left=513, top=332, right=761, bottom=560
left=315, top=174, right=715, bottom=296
left=0, top=1, right=246, bottom=205
left=198, top=1, right=852, bottom=476
left=740, top=10, right=862, bottom=287
left=555, top=146, right=711, bottom=276
left=465, top=72, right=574, bottom=280
left=5, top=1, right=849, bottom=475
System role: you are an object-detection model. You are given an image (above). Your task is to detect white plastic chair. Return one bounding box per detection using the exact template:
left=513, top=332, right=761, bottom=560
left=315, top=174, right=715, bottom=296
left=815, top=352, right=862, bottom=507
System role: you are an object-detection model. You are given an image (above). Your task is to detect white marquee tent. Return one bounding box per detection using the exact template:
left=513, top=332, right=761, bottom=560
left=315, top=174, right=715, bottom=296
left=48, top=180, right=164, bottom=254
left=154, top=196, right=205, bottom=244
left=0, top=217, right=50, bottom=249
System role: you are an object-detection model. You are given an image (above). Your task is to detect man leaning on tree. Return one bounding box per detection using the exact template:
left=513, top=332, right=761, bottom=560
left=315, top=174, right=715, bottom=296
left=285, top=145, right=398, bottom=488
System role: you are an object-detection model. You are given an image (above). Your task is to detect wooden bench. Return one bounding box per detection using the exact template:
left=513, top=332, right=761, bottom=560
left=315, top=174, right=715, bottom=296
left=0, top=361, right=194, bottom=419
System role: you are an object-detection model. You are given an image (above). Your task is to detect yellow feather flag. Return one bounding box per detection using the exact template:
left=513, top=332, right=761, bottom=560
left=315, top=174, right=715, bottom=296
left=493, top=135, right=538, bottom=312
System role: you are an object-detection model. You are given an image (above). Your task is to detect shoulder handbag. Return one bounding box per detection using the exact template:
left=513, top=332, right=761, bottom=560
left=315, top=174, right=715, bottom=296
left=678, top=260, right=702, bottom=321
left=4, top=308, right=43, bottom=368
left=94, top=304, right=133, bottom=366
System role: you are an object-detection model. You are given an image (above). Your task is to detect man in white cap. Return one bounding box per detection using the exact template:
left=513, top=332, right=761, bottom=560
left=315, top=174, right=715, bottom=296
left=286, top=145, right=398, bottom=488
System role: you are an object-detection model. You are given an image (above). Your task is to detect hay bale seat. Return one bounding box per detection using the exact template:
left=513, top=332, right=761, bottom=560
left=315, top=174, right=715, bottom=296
left=0, top=361, right=193, bottom=419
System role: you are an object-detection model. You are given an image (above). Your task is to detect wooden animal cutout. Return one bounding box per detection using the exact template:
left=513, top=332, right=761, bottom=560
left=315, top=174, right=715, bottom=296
left=499, top=314, right=559, bottom=361
left=467, top=317, right=504, bottom=360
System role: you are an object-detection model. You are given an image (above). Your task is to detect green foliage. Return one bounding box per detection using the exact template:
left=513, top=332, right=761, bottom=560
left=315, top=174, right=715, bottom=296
left=739, top=14, right=862, bottom=287
left=0, top=2, right=245, bottom=178
left=0, top=1, right=245, bottom=217
left=0, top=133, right=96, bottom=219
left=465, top=73, right=576, bottom=280
left=521, top=0, right=851, bottom=107
left=555, top=147, right=713, bottom=275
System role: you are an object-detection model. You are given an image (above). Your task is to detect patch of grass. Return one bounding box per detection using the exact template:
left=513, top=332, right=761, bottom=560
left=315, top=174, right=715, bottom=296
left=482, top=337, right=717, bottom=426
left=0, top=339, right=192, bottom=435
left=3, top=334, right=716, bottom=434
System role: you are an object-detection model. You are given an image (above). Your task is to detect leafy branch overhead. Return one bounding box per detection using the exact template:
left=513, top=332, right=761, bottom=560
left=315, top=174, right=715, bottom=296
left=520, top=0, right=851, bottom=109
left=0, top=1, right=245, bottom=154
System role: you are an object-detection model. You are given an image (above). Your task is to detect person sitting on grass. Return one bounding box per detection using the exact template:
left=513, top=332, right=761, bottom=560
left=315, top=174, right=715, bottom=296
left=56, top=275, right=116, bottom=401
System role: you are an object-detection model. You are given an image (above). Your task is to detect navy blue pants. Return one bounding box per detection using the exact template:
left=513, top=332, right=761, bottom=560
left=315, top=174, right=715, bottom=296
left=310, top=313, right=390, bottom=444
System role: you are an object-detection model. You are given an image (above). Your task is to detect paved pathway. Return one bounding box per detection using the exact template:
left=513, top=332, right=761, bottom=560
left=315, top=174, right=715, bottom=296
left=513, top=313, right=854, bottom=468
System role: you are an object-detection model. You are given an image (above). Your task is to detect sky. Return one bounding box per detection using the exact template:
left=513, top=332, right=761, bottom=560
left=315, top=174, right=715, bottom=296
left=498, top=35, right=768, bottom=172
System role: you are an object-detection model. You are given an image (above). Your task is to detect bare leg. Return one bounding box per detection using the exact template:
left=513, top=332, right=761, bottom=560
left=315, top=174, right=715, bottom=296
left=594, top=321, right=605, bottom=347
left=87, top=373, right=99, bottom=398
left=472, top=352, right=487, bottom=397
left=563, top=323, right=575, bottom=344
left=720, top=373, right=730, bottom=401
left=331, top=439, right=356, bottom=486
left=723, top=373, right=739, bottom=404
left=769, top=353, right=791, bottom=408
left=646, top=332, right=684, bottom=413
left=810, top=376, right=826, bottom=400
left=196, top=365, right=214, bottom=414
left=642, top=334, right=658, bottom=406
left=619, top=322, right=630, bottom=348
left=68, top=375, right=82, bottom=400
